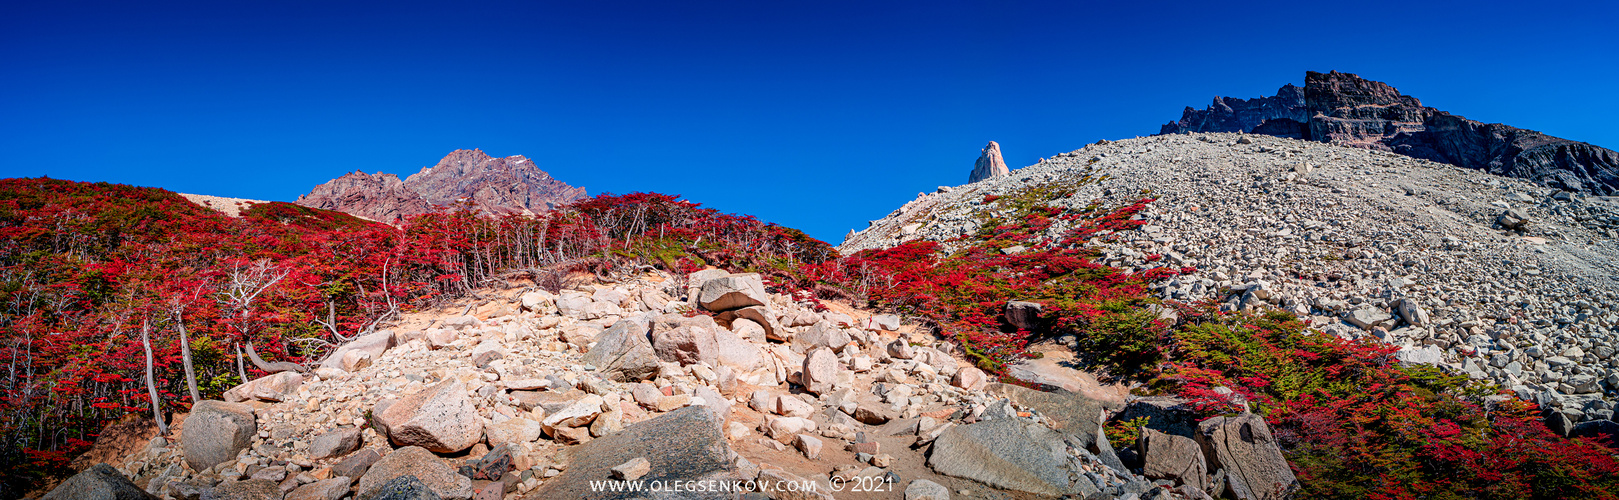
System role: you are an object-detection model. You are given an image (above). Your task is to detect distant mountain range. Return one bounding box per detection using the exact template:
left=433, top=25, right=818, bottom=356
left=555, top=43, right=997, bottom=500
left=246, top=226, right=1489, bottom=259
left=1162, top=70, right=1619, bottom=196
left=296, top=149, right=586, bottom=223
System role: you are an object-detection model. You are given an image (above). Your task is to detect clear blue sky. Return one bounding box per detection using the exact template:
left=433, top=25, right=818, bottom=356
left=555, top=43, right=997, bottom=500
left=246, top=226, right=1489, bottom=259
left=4, top=0, right=1616, bottom=242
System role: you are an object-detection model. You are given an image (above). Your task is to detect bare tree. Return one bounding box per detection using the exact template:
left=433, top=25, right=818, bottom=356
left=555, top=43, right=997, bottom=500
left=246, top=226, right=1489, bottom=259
left=167, top=286, right=206, bottom=403
left=139, top=320, right=168, bottom=435
left=218, top=259, right=301, bottom=374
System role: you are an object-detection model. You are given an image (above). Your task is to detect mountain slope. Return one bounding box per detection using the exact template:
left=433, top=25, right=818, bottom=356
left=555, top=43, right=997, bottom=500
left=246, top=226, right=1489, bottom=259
left=845, top=133, right=1619, bottom=423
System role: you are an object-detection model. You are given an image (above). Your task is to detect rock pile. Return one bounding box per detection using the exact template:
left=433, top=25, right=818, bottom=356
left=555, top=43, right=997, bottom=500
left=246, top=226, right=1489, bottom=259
left=61, top=269, right=1260, bottom=499
left=844, top=132, right=1619, bottom=435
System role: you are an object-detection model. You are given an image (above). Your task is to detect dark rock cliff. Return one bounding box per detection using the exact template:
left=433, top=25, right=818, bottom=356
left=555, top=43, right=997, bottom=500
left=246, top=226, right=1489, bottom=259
left=1162, top=71, right=1619, bottom=195
left=1160, top=84, right=1306, bottom=135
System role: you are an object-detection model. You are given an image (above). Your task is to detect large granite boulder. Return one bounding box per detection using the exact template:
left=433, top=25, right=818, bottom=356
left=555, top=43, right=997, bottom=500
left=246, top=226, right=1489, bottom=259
left=358, top=446, right=473, bottom=500
left=1138, top=428, right=1209, bottom=491
left=374, top=381, right=483, bottom=453
left=181, top=400, right=257, bottom=472
left=652, top=325, right=718, bottom=367
left=696, top=273, right=768, bottom=312
left=581, top=315, right=660, bottom=382
left=40, top=463, right=156, bottom=500
left=223, top=371, right=305, bottom=403
left=926, top=417, right=1080, bottom=496
left=1195, top=413, right=1298, bottom=500
left=528, top=406, right=740, bottom=499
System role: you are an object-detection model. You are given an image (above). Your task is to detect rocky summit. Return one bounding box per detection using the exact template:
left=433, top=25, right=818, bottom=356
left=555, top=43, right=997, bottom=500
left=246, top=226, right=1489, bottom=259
left=297, top=149, right=586, bottom=223
left=968, top=141, right=1010, bottom=184
left=846, top=132, right=1619, bottom=425
left=1163, top=71, right=1619, bottom=196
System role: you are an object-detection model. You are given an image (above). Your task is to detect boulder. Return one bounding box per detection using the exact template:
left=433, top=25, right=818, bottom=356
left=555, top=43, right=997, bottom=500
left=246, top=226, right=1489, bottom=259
left=1004, top=301, right=1043, bottom=330
left=467, top=445, right=514, bottom=480
left=886, top=339, right=915, bottom=359
left=556, top=291, right=592, bottom=317
left=1497, top=208, right=1531, bottom=230
left=1344, top=308, right=1396, bottom=330
left=951, top=365, right=988, bottom=391
left=181, top=400, right=257, bottom=472
left=1115, top=396, right=1199, bottom=438
left=1138, top=428, right=1209, bottom=491
left=1395, top=344, right=1444, bottom=365
left=530, top=406, right=741, bottom=499
left=357, top=446, right=473, bottom=500
left=309, top=427, right=363, bottom=459
left=927, top=417, right=1079, bottom=496
left=223, top=371, right=305, bottom=403
left=361, top=474, right=443, bottom=500
left=697, top=273, right=768, bottom=312
left=333, top=448, right=382, bottom=479
left=774, top=394, right=814, bottom=418
left=374, top=381, right=483, bottom=453
left=541, top=395, right=604, bottom=436
left=518, top=290, right=556, bottom=314
left=867, top=314, right=901, bottom=331
left=40, top=463, right=156, bottom=500
left=652, top=325, right=718, bottom=366
left=1195, top=413, right=1299, bottom=500
left=201, top=479, right=281, bottom=500
left=713, top=328, right=766, bottom=372
left=904, top=479, right=950, bottom=500
left=485, top=417, right=543, bottom=447
left=320, top=329, right=397, bottom=372
left=801, top=347, right=840, bottom=395
left=795, top=321, right=851, bottom=353
left=581, top=316, right=661, bottom=382
left=287, top=477, right=353, bottom=500
left=1392, top=298, right=1429, bottom=327
left=1570, top=419, right=1619, bottom=442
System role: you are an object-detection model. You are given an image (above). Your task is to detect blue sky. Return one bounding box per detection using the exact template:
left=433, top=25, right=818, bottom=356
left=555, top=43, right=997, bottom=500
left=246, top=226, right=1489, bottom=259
left=4, top=0, right=1616, bottom=242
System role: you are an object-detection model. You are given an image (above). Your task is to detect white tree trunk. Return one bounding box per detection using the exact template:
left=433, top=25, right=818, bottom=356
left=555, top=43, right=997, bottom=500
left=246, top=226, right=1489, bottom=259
left=140, top=320, right=168, bottom=435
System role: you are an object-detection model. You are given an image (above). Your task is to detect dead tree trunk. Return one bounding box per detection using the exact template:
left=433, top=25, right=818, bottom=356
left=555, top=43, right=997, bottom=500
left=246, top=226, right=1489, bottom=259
left=139, top=320, right=168, bottom=435
left=234, top=343, right=249, bottom=383
left=174, top=316, right=201, bottom=403
left=243, top=340, right=306, bottom=374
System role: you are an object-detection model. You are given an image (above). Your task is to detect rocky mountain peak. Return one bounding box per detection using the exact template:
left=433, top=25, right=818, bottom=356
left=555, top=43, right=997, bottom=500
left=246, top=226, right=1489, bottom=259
left=298, top=150, right=586, bottom=223
left=969, top=141, right=1010, bottom=183
left=1162, top=71, right=1619, bottom=195
left=1160, top=84, right=1305, bottom=135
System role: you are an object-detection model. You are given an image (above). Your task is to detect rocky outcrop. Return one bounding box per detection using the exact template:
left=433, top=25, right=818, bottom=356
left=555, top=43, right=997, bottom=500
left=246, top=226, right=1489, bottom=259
left=968, top=141, right=1010, bottom=183
left=1160, top=84, right=1306, bottom=135
left=1163, top=71, right=1619, bottom=195
left=297, top=149, right=586, bottom=223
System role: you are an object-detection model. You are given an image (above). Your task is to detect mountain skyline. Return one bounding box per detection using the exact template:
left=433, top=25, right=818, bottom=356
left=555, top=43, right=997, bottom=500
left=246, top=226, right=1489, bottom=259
left=4, top=0, right=1618, bottom=242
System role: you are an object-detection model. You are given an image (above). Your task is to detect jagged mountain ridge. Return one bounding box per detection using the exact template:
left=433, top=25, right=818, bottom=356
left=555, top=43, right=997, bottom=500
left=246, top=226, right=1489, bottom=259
left=297, top=149, right=586, bottom=223
left=1161, top=71, right=1619, bottom=196
left=1159, top=83, right=1305, bottom=135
